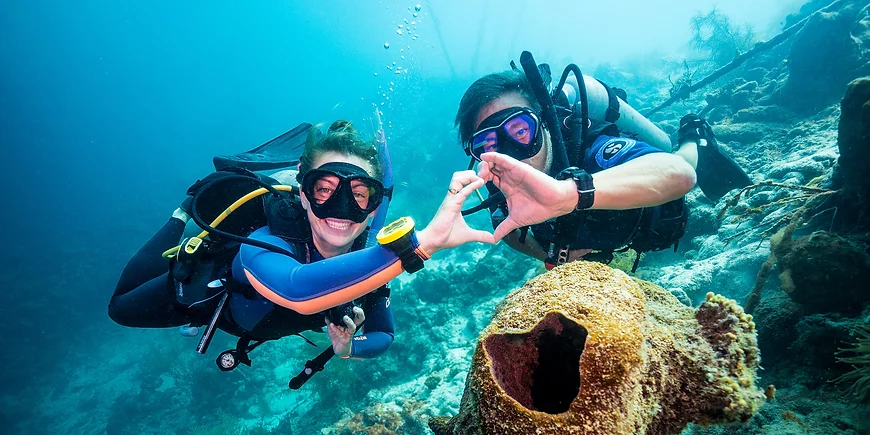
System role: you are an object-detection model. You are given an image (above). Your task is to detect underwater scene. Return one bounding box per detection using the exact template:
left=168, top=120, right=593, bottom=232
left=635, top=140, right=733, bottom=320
left=1, top=0, right=869, bottom=434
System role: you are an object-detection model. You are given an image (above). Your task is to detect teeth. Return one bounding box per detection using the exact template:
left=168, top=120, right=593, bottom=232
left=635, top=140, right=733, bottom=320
left=325, top=219, right=351, bottom=230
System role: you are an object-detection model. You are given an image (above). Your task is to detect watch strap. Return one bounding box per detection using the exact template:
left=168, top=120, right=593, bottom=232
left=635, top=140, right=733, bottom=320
left=557, top=167, right=595, bottom=211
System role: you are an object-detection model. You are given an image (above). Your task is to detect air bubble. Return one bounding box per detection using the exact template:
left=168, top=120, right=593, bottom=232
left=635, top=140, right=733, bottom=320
left=413, top=12, right=418, bottom=17
left=415, top=4, right=422, bottom=11
left=384, top=42, right=390, bottom=49
left=374, top=72, right=378, bottom=76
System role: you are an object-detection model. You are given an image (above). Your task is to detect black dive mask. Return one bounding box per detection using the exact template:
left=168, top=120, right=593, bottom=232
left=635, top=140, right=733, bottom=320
left=468, top=107, right=543, bottom=161
left=299, top=162, right=384, bottom=223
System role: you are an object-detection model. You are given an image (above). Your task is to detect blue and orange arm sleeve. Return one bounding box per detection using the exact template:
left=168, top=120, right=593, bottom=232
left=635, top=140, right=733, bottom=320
left=233, top=227, right=426, bottom=315
left=344, top=296, right=394, bottom=359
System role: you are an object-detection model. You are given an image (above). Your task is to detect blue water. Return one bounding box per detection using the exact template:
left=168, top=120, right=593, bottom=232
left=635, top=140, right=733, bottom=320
left=0, top=1, right=841, bottom=434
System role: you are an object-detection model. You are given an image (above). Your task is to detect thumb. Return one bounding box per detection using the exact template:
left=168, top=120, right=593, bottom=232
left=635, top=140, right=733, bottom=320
left=465, top=229, right=496, bottom=245
left=493, top=217, right=520, bottom=242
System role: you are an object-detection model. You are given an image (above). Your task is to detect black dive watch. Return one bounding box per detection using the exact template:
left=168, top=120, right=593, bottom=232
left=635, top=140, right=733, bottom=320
left=557, top=167, right=595, bottom=211
left=377, top=217, right=425, bottom=273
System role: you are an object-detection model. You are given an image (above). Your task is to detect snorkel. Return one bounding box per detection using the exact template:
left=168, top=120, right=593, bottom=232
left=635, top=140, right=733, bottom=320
left=366, top=106, right=394, bottom=247
left=519, top=51, right=570, bottom=172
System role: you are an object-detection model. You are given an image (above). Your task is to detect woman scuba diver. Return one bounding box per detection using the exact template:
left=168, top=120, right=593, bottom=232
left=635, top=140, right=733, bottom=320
left=108, top=119, right=491, bottom=380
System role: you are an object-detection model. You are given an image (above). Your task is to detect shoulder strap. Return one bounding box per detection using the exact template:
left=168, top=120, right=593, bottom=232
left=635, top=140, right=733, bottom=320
left=595, top=79, right=622, bottom=123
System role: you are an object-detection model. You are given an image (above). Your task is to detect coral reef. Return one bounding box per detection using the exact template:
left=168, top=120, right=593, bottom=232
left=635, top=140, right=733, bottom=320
left=326, top=399, right=429, bottom=435
left=430, top=261, right=765, bottom=435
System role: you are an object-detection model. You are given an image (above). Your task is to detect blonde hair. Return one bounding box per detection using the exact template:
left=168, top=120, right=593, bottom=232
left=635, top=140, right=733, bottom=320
left=298, top=120, right=383, bottom=180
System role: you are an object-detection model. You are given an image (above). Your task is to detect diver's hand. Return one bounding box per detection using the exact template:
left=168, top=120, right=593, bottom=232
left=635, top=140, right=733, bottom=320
left=418, top=171, right=495, bottom=254
left=477, top=152, right=578, bottom=241
left=327, top=306, right=365, bottom=358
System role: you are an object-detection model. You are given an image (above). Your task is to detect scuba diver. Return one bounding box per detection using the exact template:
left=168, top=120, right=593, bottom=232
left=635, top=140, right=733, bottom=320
left=456, top=52, right=751, bottom=271
left=109, top=118, right=492, bottom=387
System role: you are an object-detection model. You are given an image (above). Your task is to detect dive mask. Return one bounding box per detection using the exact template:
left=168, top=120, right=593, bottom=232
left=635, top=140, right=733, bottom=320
left=468, top=107, right=543, bottom=161
left=299, top=162, right=384, bottom=223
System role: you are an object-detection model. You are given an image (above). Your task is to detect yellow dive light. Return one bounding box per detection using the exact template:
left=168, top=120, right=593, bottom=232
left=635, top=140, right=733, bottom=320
left=377, top=216, right=424, bottom=273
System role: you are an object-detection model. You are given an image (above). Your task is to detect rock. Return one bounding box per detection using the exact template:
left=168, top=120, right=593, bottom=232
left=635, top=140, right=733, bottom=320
left=790, top=314, right=855, bottom=370
left=744, top=67, right=769, bottom=84
left=837, top=77, right=870, bottom=195
left=754, top=291, right=804, bottom=365
left=781, top=4, right=865, bottom=111
left=430, top=262, right=765, bottom=435
left=668, top=287, right=693, bottom=306
left=731, top=105, right=795, bottom=124
left=777, top=231, right=870, bottom=314
left=767, top=156, right=827, bottom=181
left=712, top=123, right=769, bottom=144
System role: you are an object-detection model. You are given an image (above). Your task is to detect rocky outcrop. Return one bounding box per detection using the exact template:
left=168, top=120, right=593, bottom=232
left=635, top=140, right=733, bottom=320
left=780, top=3, right=870, bottom=111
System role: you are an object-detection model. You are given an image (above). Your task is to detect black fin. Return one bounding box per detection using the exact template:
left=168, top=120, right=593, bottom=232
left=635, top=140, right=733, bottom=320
left=213, top=122, right=312, bottom=172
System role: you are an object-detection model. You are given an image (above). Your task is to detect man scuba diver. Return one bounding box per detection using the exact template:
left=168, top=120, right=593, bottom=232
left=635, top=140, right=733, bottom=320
left=109, top=116, right=492, bottom=387
left=456, top=52, right=751, bottom=271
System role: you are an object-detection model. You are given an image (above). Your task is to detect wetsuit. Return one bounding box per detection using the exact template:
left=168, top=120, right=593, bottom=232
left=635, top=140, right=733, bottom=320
left=109, top=218, right=398, bottom=359
left=489, top=134, right=681, bottom=252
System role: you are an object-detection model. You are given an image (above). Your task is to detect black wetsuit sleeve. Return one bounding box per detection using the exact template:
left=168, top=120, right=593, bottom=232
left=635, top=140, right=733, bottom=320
left=347, top=296, right=394, bottom=359
left=108, top=218, right=190, bottom=327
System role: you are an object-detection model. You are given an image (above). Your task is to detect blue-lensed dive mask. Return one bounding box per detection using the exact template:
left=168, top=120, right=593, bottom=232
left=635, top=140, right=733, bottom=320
left=468, top=107, right=543, bottom=161
left=299, top=162, right=384, bottom=223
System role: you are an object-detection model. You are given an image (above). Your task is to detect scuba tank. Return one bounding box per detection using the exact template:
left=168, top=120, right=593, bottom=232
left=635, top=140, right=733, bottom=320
left=557, top=74, right=672, bottom=152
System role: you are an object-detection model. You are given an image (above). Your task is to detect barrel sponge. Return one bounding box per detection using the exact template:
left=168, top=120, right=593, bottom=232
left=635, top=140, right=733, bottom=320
left=430, top=261, right=765, bottom=435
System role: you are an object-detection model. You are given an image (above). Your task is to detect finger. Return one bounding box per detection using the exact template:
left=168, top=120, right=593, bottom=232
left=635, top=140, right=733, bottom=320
left=342, top=315, right=356, bottom=334
left=480, top=152, right=520, bottom=172
left=448, top=171, right=483, bottom=194
left=450, top=170, right=481, bottom=186
left=493, top=217, right=520, bottom=242
left=326, top=322, right=341, bottom=338
left=352, top=306, right=365, bottom=326
left=465, top=228, right=496, bottom=244
left=477, top=161, right=493, bottom=181
left=452, top=178, right=486, bottom=203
